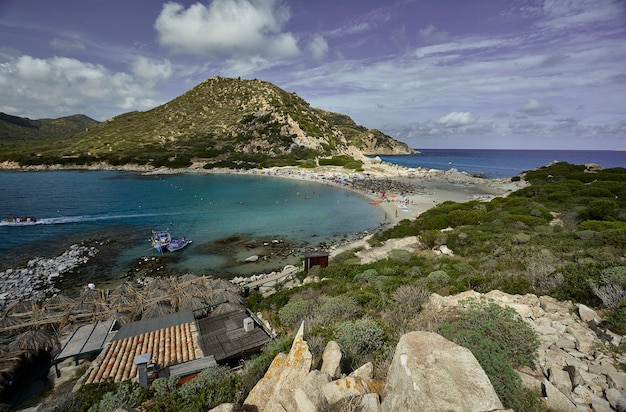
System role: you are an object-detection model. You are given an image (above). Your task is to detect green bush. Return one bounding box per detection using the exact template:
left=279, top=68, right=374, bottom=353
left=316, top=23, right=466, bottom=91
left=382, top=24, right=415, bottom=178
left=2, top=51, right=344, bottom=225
left=312, top=295, right=359, bottom=325
left=335, top=317, right=385, bottom=360
left=437, top=298, right=539, bottom=410
left=278, top=296, right=311, bottom=327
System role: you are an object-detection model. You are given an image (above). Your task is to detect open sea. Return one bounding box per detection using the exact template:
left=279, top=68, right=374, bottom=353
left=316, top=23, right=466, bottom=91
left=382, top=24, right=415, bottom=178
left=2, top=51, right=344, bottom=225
left=378, top=149, right=625, bottom=179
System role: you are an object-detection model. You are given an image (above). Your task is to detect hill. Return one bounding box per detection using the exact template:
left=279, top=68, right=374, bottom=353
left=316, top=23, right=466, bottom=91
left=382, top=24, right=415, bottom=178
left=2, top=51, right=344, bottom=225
left=0, top=77, right=412, bottom=169
left=0, top=112, right=97, bottom=147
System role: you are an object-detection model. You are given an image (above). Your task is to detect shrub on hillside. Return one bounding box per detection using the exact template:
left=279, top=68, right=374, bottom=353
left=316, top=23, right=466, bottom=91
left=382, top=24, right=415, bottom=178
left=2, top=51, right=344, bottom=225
left=278, top=297, right=311, bottom=327
left=335, top=317, right=385, bottom=364
left=437, top=298, right=540, bottom=410
left=312, top=295, right=359, bottom=325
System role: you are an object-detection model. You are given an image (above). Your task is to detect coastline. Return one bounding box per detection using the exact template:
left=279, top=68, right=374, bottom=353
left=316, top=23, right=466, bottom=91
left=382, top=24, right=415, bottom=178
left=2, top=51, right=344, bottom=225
left=1, top=157, right=527, bottom=229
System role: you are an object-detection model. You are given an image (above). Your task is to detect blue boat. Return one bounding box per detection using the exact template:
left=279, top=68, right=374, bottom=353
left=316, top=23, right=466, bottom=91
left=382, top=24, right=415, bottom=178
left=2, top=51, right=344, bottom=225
left=151, top=230, right=191, bottom=253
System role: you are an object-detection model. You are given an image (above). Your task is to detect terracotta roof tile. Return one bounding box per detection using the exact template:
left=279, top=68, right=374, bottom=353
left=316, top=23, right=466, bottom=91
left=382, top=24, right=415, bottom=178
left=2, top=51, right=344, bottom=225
left=85, top=322, right=201, bottom=384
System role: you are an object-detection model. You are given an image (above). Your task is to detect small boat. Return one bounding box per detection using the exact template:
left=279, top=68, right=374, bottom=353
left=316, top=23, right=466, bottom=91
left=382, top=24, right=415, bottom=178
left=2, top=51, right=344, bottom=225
left=165, top=237, right=192, bottom=252
left=151, top=230, right=191, bottom=253
left=369, top=199, right=383, bottom=205
left=3, top=216, right=36, bottom=224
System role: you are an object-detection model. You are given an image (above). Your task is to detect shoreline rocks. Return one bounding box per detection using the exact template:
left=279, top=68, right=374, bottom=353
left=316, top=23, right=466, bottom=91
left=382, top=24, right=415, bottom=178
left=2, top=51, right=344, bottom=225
left=0, top=244, right=98, bottom=312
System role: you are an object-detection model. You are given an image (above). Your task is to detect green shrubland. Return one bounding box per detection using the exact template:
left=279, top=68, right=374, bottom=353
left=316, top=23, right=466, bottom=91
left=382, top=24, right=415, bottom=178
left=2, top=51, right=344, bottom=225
left=51, top=163, right=626, bottom=410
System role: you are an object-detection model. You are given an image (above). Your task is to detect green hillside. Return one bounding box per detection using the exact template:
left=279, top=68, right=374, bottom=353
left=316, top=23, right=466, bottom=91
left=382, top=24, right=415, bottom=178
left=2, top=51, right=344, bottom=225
left=0, top=77, right=411, bottom=169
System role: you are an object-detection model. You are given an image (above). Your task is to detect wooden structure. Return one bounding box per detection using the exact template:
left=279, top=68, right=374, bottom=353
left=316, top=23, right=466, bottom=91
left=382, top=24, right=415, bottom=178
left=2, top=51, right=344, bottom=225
left=197, top=307, right=271, bottom=363
left=53, top=319, right=117, bottom=377
left=303, top=252, right=329, bottom=273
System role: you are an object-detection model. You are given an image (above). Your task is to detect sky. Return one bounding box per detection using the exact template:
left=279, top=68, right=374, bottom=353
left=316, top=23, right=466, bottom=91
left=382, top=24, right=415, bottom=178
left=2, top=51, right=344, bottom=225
left=0, top=0, right=625, bottom=150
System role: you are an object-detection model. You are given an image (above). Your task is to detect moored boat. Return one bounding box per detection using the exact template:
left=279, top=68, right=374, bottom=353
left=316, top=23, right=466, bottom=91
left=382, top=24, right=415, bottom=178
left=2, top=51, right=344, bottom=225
left=151, top=230, right=191, bottom=253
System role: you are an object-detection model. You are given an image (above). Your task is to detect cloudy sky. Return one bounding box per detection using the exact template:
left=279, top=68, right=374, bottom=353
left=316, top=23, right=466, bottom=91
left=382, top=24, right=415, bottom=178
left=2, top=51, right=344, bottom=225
left=1, top=0, right=625, bottom=150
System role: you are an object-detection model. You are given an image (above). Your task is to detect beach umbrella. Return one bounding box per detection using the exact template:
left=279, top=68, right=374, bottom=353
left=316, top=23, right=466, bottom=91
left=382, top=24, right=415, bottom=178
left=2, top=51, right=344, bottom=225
left=110, top=281, right=139, bottom=297
left=141, top=301, right=174, bottom=320
left=0, top=316, right=25, bottom=339
left=112, top=311, right=136, bottom=325
left=42, top=294, right=75, bottom=314
left=80, top=288, right=103, bottom=302
left=209, top=289, right=242, bottom=305
left=7, top=329, right=60, bottom=355
left=178, top=296, right=211, bottom=316
left=70, top=300, right=110, bottom=318
left=4, top=300, right=40, bottom=318
left=178, top=273, right=199, bottom=283
left=209, top=302, right=245, bottom=316
left=145, top=276, right=173, bottom=293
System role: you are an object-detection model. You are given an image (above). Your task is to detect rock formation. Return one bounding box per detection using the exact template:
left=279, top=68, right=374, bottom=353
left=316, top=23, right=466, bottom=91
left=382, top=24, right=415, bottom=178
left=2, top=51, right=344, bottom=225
left=230, top=289, right=626, bottom=412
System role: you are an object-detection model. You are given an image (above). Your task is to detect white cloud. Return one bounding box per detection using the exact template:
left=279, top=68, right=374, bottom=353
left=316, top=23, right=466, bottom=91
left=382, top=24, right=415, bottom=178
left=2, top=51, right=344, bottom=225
left=518, top=99, right=555, bottom=116
left=154, top=0, right=300, bottom=60
left=131, top=57, right=173, bottom=84
left=0, top=55, right=163, bottom=120
left=436, top=112, right=477, bottom=128
left=307, top=35, right=328, bottom=60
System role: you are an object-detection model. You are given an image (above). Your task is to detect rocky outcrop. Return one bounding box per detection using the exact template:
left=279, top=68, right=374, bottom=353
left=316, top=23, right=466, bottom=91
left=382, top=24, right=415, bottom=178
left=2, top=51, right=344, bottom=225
left=428, top=290, right=626, bottom=412
left=0, top=244, right=98, bottom=312
left=229, top=290, right=625, bottom=412
left=241, top=326, right=504, bottom=411
left=381, top=331, right=504, bottom=411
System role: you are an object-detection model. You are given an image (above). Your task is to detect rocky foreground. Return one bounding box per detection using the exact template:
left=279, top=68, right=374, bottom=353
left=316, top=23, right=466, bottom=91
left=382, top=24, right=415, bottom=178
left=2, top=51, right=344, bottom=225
left=209, top=290, right=626, bottom=412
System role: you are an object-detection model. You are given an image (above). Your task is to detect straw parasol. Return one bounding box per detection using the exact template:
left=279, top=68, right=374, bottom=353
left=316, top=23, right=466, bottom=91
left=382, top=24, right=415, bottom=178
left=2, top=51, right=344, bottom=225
left=4, top=300, right=40, bottom=318
left=42, top=294, right=75, bottom=314
left=7, top=329, right=60, bottom=355
left=0, top=315, right=23, bottom=335
left=209, top=302, right=246, bottom=316
left=178, top=296, right=211, bottom=316
left=209, top=289, right=242, bottom=306
left=141, top=301, right=174, bottom=320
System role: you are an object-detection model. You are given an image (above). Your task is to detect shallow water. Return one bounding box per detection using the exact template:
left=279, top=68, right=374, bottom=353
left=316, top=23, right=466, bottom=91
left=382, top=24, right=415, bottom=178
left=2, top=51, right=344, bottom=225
left=0, top=171, right=386, bottom=280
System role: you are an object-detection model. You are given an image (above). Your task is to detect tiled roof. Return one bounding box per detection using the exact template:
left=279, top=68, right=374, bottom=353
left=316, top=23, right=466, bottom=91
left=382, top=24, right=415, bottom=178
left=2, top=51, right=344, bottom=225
left=84, top=322, right=202, bottom=384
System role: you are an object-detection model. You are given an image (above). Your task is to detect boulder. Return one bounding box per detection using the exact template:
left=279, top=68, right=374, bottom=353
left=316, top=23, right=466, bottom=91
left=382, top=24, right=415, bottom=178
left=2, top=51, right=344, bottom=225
left=381, top=331, right=503, bottom=412
left=244, top=322, right=312, bottom=411
left=293, top=370, right=331, bottom=412
left=323, top=376, right=370, bottom=406
left=577, top=304, right=602, bottom=325
left=320, top=340, right=342, bottom=378
left=543, top=379, right=577, bottom=412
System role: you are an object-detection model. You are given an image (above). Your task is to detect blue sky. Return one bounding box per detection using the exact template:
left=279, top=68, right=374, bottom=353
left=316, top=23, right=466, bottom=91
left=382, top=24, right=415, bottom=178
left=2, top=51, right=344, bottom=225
left=0, top=0, right=625, bottom=150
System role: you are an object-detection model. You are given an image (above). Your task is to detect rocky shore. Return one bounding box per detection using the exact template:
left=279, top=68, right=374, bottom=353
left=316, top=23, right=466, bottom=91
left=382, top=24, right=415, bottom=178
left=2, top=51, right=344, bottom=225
left=0, top=244, right=98, bottom=312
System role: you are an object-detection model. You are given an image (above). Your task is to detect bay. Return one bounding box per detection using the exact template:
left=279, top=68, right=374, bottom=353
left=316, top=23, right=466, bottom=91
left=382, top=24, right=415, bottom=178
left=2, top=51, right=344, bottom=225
left=0, top=171, right=385, bottom=279
left=378, top=149, right=626, bottom=179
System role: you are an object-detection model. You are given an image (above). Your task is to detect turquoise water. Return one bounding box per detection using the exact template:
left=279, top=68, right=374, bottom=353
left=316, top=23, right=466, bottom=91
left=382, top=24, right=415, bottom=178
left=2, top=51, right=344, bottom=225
left=0, top=171, right=385, bottom=275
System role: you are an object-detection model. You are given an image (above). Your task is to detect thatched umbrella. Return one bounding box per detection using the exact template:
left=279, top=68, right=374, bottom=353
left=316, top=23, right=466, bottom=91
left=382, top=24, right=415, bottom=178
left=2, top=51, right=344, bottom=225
left=70, top=300, right=110, bottom=319
left=42, top=294, right=75, bottom=314
left=141, top=301, right=174, bottom=320
left=111, top=281, right=139, bottom=295
left=112, top=310, right=136, bottom=325
left=178, top=273, right=200, bottom=283
left=178, top=296, right=211, bottom=316
left=4, top=300, right=40, bottom=318
left=0, top=315, right=24, bottom=338
left=145, top=277, right=173, bottom=293
left=7, top=329, right=60, bottom=355
left=210, top=302, right=245, bottom=316
left=209, top=289, right=242, bottom=305
left=80, top=288, right=103, bottom=302
left=207, top=278, right=238, bottom=292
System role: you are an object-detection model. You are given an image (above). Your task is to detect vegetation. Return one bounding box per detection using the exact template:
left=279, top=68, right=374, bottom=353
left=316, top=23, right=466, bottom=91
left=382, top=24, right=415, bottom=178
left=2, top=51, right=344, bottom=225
left=36, top=162, right=626, bottom=410
left=0, top=77, right=408, bottom=169
left=438, top=298, right=541, bottom=410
